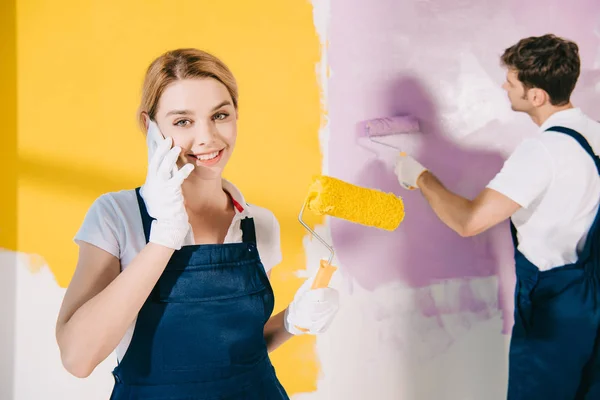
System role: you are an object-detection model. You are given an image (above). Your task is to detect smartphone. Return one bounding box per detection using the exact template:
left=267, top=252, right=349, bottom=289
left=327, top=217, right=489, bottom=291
left=146, top=119, right=164, bottom=161
left=146, top=119, right=178, bottom=176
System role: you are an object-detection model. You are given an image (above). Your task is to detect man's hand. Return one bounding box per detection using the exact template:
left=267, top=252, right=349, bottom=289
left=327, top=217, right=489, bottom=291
left=394, top=152, right=428, bottom=190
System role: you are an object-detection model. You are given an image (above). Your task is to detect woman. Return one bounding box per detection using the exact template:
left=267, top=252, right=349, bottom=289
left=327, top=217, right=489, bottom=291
left=55, top=48, right=340, bottom=399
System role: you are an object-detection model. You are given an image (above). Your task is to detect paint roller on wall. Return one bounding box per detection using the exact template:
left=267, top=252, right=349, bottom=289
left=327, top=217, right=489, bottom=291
left=358, top=115, right=422, bottom=189
left=361, top=115, right=421, bottom=151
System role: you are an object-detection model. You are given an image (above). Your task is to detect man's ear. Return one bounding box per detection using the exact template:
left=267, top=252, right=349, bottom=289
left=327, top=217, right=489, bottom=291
left=530, top=88, right=549, bottom=107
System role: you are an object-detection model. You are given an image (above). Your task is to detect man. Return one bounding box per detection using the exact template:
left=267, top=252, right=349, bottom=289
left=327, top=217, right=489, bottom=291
left=395, top=34, right=600, bottom=399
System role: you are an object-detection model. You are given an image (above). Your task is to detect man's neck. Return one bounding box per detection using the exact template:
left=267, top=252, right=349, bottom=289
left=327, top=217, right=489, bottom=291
left=530, top=102, right=574, bottom=126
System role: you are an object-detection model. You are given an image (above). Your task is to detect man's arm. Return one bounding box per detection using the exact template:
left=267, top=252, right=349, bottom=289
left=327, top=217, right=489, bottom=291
left=416, top=171, right=521, bottom=237
left=395, top=138, right=553, bottom=238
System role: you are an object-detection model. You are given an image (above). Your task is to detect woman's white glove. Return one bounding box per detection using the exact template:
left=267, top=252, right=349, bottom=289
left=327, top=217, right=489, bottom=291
left=284, top=268, right=340, bottom=335
left=140, top=135, right=194, bottom=250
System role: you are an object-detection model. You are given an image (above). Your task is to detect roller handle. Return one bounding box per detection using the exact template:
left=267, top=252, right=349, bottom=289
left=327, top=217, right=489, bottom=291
left=294, top=259, right=338, bottom=333
left=398, top=151, right=417, bottom=190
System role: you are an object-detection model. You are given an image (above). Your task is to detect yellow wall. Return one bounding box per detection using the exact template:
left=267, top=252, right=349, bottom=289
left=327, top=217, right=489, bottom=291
left=17, top=0, right=323, bottom=394
left=1, top=0, right=17, bottom=252
left=1, top=2, right=17, bottom=399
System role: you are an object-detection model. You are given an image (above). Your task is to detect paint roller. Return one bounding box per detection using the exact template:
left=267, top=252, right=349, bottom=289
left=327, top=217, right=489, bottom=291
left=359, top=114, right=422, bottom=189
left=360, top=115, right=421, bottom=152
left=296, top=175, right=405, bottom=330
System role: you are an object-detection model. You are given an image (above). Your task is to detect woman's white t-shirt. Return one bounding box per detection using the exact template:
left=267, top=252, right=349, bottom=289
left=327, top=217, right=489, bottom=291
left=73, top=179, right=282, bottom=362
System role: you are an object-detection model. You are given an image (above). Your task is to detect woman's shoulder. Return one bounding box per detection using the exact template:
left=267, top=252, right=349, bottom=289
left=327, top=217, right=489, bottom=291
left=222, top=179, right=279, bottom=228
left=245, top=204, right=280, bottom=244
left=244, top=203, right=281, bottom=238
left=245, top=203, right=277, bottom=223
left=81, top=188, right=142, bottom=235
left=90, top=189, right=139, bottom=214
left=75, top=188, right=143, bottom=260
left=245, top=203, right=282, bottom=271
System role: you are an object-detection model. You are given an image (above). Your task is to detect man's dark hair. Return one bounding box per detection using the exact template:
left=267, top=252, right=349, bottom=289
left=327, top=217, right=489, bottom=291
left=501, top=34, right=580, bottom=106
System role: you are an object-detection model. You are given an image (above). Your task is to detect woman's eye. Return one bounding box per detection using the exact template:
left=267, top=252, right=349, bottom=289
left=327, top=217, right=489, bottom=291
left=175, top=119, right=191, bottom=127
left=213, top=112, right=229, bottom=121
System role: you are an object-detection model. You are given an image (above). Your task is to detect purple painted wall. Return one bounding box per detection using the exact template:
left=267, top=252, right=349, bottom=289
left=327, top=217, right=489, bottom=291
left=311, top=2, right=600, bottom=397
left=328, top=0, right=600, bottom=326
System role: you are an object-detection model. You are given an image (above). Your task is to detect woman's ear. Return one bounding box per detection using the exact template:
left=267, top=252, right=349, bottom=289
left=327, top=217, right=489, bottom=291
left=141, top=111, right=150, bottom=131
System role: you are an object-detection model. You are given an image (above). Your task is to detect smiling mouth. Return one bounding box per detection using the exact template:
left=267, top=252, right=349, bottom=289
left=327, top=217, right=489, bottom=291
left=189, top=150, right=221, bottom=161
left=186, top=149, right=224, bottom=165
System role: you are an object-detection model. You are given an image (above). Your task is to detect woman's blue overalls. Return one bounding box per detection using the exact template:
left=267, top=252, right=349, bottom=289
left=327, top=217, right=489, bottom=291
left=109, top=188, right=289, bottom=399
left=508, top=126, right=600, bottom=399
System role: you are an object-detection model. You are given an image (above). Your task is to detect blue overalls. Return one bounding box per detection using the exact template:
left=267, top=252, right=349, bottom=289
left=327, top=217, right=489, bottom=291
left=109, top=188, right=290, bottom=399
left=507, top=126, right=600, bottom=399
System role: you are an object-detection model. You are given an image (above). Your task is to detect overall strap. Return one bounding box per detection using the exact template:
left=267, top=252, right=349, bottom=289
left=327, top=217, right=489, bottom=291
left=136, top=187, right=257, bottom=246
left=545, top=126, right=600, bottom=262
left=510, top=219, right=519, bottom=248
left=135, top=187, right=153, bottom=244
left=240, top=217, right=257, bottom=244
left=545, top=126, right=600, bottom=174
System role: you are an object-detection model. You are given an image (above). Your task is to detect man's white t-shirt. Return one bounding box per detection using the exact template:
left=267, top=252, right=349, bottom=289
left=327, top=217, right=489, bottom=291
left=73, top=179, right=282, bottom=362
left=487, top=108, right=600, bottom=271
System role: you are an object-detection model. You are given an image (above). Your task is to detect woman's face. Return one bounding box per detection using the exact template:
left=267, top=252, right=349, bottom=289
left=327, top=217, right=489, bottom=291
left=153, top=78, right=237, bottom=179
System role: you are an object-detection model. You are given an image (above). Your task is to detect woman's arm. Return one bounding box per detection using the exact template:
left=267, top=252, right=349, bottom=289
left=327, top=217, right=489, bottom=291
left=264, top=308, right=294, bottom=353
left=55, top=242, right=174, bottom=378
left=262, top=268, right=341, bottom=351
left=57, top=136, right=195, bottom=377
left=262, top=270, right=293, bottom=352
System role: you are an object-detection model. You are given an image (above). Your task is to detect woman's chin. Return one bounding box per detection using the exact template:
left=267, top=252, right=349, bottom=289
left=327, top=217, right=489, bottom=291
left=186, top=164, right=224, bottom=181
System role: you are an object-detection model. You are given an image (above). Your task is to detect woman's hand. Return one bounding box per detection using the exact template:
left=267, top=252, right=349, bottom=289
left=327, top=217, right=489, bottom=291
left=284, top=268, right=340, bottom=335
left=140, top=136, right=194, bottom=250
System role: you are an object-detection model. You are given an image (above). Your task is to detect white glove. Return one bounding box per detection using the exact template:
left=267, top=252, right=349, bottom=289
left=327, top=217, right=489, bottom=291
left=140, top=135, right=194, bottom=250
left=284, top=268, right=340, bottom=335
left=394, top=152, right=427, bottom=190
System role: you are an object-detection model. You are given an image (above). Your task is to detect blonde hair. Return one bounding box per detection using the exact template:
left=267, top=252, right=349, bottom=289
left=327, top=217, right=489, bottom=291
left=137, top=48, right=238, bottom=131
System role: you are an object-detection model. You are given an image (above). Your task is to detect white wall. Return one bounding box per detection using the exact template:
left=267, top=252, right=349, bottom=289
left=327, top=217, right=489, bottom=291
left=2, top=250, right=115, bottom=400
left=0, top=250, right=16, bottom=400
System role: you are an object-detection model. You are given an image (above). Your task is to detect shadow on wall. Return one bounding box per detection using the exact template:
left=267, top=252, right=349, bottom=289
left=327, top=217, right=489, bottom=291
left=330, top=75, right=513, bottom=392
left=334, top=75, right=510, bottom=287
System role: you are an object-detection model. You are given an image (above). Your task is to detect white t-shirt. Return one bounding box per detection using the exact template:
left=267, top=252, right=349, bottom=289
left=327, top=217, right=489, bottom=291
left=73, top=179, right=282, bottom=361
left=487, top=108, right=600, bottom=271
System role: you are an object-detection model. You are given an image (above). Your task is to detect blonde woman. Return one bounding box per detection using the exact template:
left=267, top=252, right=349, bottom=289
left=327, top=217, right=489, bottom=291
left=55, top=48, right=339, bottom=399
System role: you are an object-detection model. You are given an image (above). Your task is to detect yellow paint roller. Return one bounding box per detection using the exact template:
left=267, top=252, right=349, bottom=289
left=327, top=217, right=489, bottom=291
left=295, top=175, right=405, bottom=331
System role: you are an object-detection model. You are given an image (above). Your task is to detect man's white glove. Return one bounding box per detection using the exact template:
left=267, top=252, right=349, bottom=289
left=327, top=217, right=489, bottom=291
left=140, top=136, right=194, bottom=250
left=394, top=152, right=427, bottom=190
left=284, top=268, right=340, bottom=335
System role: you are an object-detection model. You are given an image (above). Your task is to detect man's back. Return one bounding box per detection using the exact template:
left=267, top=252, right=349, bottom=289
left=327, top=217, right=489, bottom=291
left=487, top=108, right=600, bottom=270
